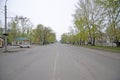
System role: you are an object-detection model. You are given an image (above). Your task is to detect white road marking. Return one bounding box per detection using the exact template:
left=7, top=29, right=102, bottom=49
left=52, top=51, right=59, bottom=80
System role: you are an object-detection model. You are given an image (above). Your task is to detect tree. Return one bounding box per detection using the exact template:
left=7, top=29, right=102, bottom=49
left=34, top=24, right=44, bottom=44
left=60, top=33, right=68, bottom=43
left=0, top=21, right=3, bottom=36
left=74, top=17, right=88, bottom=45
left=74, top=0, right=103, bottom=46
left=32, top=24, right=56, bottom=45
left=19, top=16, right=32, bottom=37
left=97, top=0, right=120, bottom=47
left=7, top=16, right=33, bottom=44
left=7, top=16, right=20, bottom=43
left=47, top=32, right=56, bottom=43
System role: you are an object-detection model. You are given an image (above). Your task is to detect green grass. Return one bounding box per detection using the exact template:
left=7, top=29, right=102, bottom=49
left=84, top=45, right=120, bottom=53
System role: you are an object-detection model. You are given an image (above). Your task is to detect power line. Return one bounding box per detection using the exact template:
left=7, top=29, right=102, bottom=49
left=0, top=7, right=4, bottom=11
left=0, top=7, right=5, bottom=16
left=0, top=8, right=4, bottom=11
left=0, top=6, right=17, bottom=17
left=7, top=9, right=17, bottom=16
left=0, top=11, right=4, bottom=14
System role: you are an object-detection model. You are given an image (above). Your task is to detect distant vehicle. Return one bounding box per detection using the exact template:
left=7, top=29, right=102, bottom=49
left=20, top=43, right=31, bottom=48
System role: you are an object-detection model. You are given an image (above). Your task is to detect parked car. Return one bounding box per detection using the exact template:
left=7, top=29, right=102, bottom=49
left=20, top=43, right=31, bottom=48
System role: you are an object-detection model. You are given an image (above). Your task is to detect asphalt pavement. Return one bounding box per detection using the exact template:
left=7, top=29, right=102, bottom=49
left=0, top=43, right=120, bottom=80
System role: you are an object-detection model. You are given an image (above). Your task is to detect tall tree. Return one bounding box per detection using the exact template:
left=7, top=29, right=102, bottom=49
left=7, top=16, right=20, bottom=43
left=7, top=16, right=33, bottom=44
left=32, top=24, right=56, bottom=45
left=0, top=21, right=3, bottom=36
left=97, top=0, right=120, bottom=47
left=19, top=16, right=31, bottom=37
left=61, top=33, right=68, bottom=43
left=74, top=0, right=104, bottom=46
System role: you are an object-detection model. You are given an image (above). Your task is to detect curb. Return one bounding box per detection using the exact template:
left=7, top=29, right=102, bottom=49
left=0, top=46, right=20, bottom=53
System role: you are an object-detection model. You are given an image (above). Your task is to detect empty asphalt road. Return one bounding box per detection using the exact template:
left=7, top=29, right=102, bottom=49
left=0, top=43, right=120, bottom=80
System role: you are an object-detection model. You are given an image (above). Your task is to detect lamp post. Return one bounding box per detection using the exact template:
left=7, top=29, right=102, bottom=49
left=4, top=0, right=8, bottom=52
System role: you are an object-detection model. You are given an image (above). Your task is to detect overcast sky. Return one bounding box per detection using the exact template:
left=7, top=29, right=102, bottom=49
left=0, top=0, right=78, bottom=40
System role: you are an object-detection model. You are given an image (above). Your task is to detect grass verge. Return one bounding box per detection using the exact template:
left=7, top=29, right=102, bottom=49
left=83, top=45, right=120, bottom=53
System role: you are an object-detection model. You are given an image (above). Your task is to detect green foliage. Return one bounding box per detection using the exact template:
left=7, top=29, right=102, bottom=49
left=60, top=33, right=68, bottom=43
left=0, top=21, right=3, bottom=36
left=101, top=0, right=120, bottom=46
left=32, top=24, right=56, bottom=45
left=7, top=16, right=56, bottom=45
left=61, top=0, right=120, bottom=47
left=47, top=33, right=56, bottom=43
left=7, top=16, right=33, bottom=44
left=72, top=0, right=102, bottom=46
left=0, top=27, right=3, bottom=36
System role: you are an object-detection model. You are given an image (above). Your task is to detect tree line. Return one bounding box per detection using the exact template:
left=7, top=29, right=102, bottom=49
left=61, top=0, right=120, bottom=47
left=0, top=16, right=56, bottom=45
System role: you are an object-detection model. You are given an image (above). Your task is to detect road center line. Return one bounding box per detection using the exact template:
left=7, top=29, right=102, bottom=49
left=52, top=51, right=59, bottom=80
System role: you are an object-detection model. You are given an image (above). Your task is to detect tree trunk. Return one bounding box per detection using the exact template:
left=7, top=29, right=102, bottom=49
left=92, top=37, right=95, bottom=46
left=115, top=40, right=120, bottom=47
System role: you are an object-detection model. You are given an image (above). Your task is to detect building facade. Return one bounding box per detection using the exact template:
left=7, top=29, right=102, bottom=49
left=0, top=37, right=4, bottom=48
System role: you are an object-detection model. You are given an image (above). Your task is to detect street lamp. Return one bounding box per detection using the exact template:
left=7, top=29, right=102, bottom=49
left=3, top=0, right=8, bottom=52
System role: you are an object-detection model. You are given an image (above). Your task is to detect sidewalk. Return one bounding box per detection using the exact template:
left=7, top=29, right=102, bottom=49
left=0, top=47, right=4, bottom=53
left=0, top=46, right=20, bottom=53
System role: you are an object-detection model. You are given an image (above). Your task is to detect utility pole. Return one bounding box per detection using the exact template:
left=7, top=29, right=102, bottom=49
left=4, top=0, right=8, bottom=52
